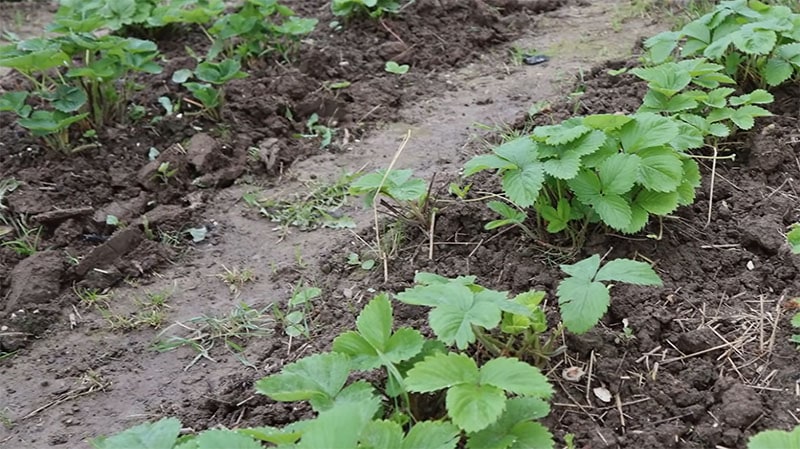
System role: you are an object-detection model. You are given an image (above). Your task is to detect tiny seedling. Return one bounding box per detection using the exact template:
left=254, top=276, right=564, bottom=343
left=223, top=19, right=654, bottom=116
left=0, top=407, right=14, bottom=429
left=297, top=113, right=335, bottom=149
left=217, top=265, right=256, bottom=295
left=273, top=284, right=322, bottom=340
left=385, top=60, right=409, bottom=75
left=347, top=252, right=376, bottom=270
left=557, top=254, right=662, bottom=334
left=154, top=162, right=178, bottom=184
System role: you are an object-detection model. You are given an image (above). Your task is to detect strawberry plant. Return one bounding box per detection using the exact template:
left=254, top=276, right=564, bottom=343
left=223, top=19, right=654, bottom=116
left=94, top=288, right=555, bottom=448
left=207, top=0, right=318, bottom=63
left=350, top=169, right=436, bottom=232
left=556, top=254, right=662, bottom=333
left=172, top=58, right=248, bottom=120
left=644, top=0, right=800, bottom=88
left=332, top=0, right=403, bottom=19
left=51, top=0, right=225, bottom=33
left=0, top=33, right=162, bottom=151
left=464, top=112, right=702, bottom=242
left=632, top=58, right=774, bottom=136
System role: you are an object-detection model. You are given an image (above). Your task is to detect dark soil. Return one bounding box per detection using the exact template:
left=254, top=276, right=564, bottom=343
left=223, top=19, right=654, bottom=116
left=0, top=0, right=566, bottom=351
left=172, top=63, right=800, bottom=447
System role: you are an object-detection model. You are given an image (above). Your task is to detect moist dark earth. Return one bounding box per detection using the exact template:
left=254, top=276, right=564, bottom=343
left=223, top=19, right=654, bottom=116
left=2, top=1, right=800, bottom=448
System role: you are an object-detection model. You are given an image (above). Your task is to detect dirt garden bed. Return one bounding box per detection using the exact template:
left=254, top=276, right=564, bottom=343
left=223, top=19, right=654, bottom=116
left=1, top=0, right=799, bottom=448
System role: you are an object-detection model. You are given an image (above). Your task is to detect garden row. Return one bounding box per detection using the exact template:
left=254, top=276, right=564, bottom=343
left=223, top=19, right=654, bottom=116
left=91, top=1, right=800, bottom=448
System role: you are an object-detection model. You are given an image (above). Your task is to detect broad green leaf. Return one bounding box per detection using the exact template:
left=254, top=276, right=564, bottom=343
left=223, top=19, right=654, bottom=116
left=479, top=358, right=553, bottom=398
left=356, top=294, right=392, bottom=349
left=677, top=158, right=701, bottom=206
left=361, top=420, right=403, bottom=449
left=729, top=89, right=774, bottom=106
left=446, top=383, right=506, bottom=433
left=763, top=58, right=793, bottom=86
left=635, top=189, right=680, bottom=215
left=254, top=352, right=351, bottom=410
left=620, top=113, right=679, bottom=153
left=732, top=27, right=776, bottom=55
left=644, top=31, right=680, bottom=63
left=730, top=105, right=772, bottom=130
left=631, top=64, right=691, bottom=96
left=18, top=110, right=88, bottom=135
left=621, top=203, right=649, bottom=234
left=533, top=123, right=589, bottom=145
left=429, top=297, right=501, bottom=349
left=542, top=152, right=581, bottom=180
left=0, top=91, right=29, bottom=115
left=475, top=289, right=531, bottom=316
left=672, top=122, right=704, bottom=151
left=91, top=418, right=181, bottom=449
left=299, top=402, right=375, bottom=449
left=538, top=198, right=570, bottom=233
left=559, top=254, right=601, bottom=281
left=788, top=224, right=800, bottom=254
left=238, top=427, right=301, bottom=445
left=464, top=154, right=515, bottom=176
left=592, top=193, right=632, bottom=231
left=704, top=87, right=735, bottom=108
left=406, top=352, right=479, bottom=392
left=557, top=277, right=610, bottom=334
left=402, top=421, right=460, bottom=449
left=583, top=114, right=632, bottom=131
left=467, top=398, right=553, bottom=449
left=598, top=153, right=640, bottom=195
left=50, top=85, right=87, bottom=113
left=333, top=381, right=380, bottom=411
left=746, top=426, right=800, bottom=449
left=594, top=259, right=663, bottom=285
left=637, top=147, right=684, bottom=192
left=195, top=430, right=262, bottom=449
left=493, top=138, right=545, bottom=207
left=333, top=295, right=423, bottom=370
left=568, top=170, right=602, bottom=205
left=172, top=68, right=193, bottom=83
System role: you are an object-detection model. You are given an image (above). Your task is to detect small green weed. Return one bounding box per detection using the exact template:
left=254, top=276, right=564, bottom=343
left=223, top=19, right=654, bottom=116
left=347, top=252, right=376, bottom=270
left=243, top=173, right=356, bottom=231
left=385, top=60, right=409, bottom=75
left=0, top=216, right=41, bottom=256
left=172, top=59, right=247, bottom=120
left=217, top=265, right=256, bottom=295
left=273, top=284, right=321, bottom=340
left=154, top=303, right=272, bottom=370
left=296, top=113, right=335, bottom=149
left=74, top=286, right=112, bottom=308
